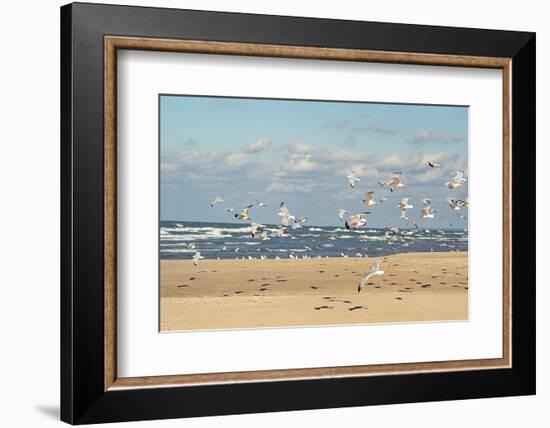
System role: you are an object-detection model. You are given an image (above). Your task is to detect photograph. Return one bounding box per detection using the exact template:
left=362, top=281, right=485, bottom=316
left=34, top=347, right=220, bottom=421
left=159, top=95, right=469, bottom=331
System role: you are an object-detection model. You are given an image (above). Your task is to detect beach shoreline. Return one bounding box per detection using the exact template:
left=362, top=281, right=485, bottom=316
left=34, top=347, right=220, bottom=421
left=160, top=252, right=468, bottom=331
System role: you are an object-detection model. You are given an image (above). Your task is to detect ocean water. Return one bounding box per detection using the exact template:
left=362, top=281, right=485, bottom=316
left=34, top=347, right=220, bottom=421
left=160, top=221, right=468, bottom=260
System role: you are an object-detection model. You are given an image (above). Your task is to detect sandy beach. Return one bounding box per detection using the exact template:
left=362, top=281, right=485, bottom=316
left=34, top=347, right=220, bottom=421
left=160, top=252, right=468, bottom=331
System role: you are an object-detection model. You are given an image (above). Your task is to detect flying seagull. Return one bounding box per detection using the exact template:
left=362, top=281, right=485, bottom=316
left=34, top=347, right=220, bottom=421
left=421, top=198, right=431, bottom=206
left=234, top=205, right=253, bottom=220
left=345, top=212, right=371, bottom=230
left=294, top=216, right=308, bottom=224
left=210, top=196, right=224, bottom=207
left=258, top=230, right=270, bottom=241
left=225, top=208, right=235, bottom=213
left=255, top=200, right=267, bottom=207
left=380, top=195, right=389, bottom=203
left=420, top=206, right=436, bottom=219
left=387, top=173, right=405, bottom=192
left=250, top=223, right=265, bottom=238
left=447, top=197, right=469, bottom=210
left=427, top=161, right=441, bottom=168
left=397, top=197, right=413, bottom=220
left=274, top=225, right=288, bottom=237
left=362, top=191, right=378, bottom=206
left=346, top=170, right=361, bottom=188
left=278, top=202, right=296, bottom=226
left=377, top=180, right=385, bottom=187
left=446, top=170, right=467, bottom=189
left=337, top=208, right=348, bottom=222
left=357, top=260, right=385, bottom=292
left=192, top=251, right=205, bottom=266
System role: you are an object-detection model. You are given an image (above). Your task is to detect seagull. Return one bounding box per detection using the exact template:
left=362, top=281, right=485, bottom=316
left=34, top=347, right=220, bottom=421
left=278, top=202, right=295, bottom=226
left=210, top=196, right=223, bottom=207
left=294, top=216, right=308, bottom=224
left=447, top=197, right=469, bottom=210
left=377, top=180, right=385, bottom=187
left=250, top=223, right=265, bottom=238
left=362, top=191, right=378, bottom=206
left=346, top=170, right=361, bottom=188
left=397, top=197, right=413, bottom=219
left=444, top=220, right=454, bottom=227
left=410, top=220, right=419, bottom=229
left=255, top=200, right=267, bottom=207
left=337, top=209, right=348, bottom=222
left=427, top=161, right=441, bottom=168
left=345, top=212, right=370, bottom=230
left=420, top=206, right=436, bottom=219
left=274, top=225, right=288, bottom=237
left=225, top=208, right=235, bottom=213
left=421, top=198, right=431, bottom=206
left=357, top=260, right=385, bottom=292
left=446, top=170, right=467, bottom=189
left=192, top=251, right=205, bottom=266
left=234, top=205, right=253, bottom=220
left=387, top=173, right=405, bottom=192
left=380, top=195, right=389, bottom=203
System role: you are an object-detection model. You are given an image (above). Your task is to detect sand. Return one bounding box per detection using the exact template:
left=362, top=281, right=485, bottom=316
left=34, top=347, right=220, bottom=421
left=160, top=252, right=468, bottom=331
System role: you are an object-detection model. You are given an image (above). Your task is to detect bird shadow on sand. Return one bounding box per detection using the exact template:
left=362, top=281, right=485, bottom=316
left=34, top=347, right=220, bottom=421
left=35, top=405, right=59, bottom=420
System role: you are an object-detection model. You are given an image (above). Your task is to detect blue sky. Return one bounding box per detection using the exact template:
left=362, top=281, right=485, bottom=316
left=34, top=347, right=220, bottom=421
left=160, top=95, right=468, bottom=228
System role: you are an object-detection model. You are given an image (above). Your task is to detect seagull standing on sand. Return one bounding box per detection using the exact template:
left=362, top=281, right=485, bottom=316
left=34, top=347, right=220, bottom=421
left=210, top=196, right=224, bottom=207
left=362, top=191, right=378, bottom=206
left=192, top=251, right=205, bottom=266
left=346, top=170, right=361, bottom=188
left=387, top=173, right=405, bottom=192
left=357, top=260, right=385, bottom=292
left=278, top=202, right=295, bottom=226
left=234, top=205, right=253, bottom=220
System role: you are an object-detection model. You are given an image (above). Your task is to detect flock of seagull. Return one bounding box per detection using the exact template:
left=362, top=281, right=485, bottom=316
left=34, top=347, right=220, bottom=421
left=189, top=160, right=468, bottom=293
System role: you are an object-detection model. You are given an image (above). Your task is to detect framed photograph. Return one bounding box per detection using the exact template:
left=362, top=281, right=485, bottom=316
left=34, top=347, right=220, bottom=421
left=61, top=2, right=535, bottom=424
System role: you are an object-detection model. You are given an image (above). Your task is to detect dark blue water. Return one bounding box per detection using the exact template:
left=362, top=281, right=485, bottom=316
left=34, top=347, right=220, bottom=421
left=160, top=221, right=468, bottom=260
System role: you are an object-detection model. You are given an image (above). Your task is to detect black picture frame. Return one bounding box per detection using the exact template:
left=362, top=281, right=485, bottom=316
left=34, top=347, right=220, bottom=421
left=61, top=2, right=535, bottom=424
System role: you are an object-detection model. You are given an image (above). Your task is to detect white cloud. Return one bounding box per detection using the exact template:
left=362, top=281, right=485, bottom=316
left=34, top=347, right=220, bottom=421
left=351, top=123, right=402, bottom=135
left=243, top=138, right=272, bottom=153
left=223, top=153, right=249, bottom=168
left=160, top=162, right=178, bottom=172
left=321, top=119, right=350, bottom=128
left=408, top=129, right=465, bottom=145
left=283, top=154, right=323, bottom=173
left=286, top=140, right=315, bottom=154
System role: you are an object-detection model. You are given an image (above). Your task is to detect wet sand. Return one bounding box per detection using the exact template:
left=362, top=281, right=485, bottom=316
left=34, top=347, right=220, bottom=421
left=160, top=252, right=468, bottom=331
